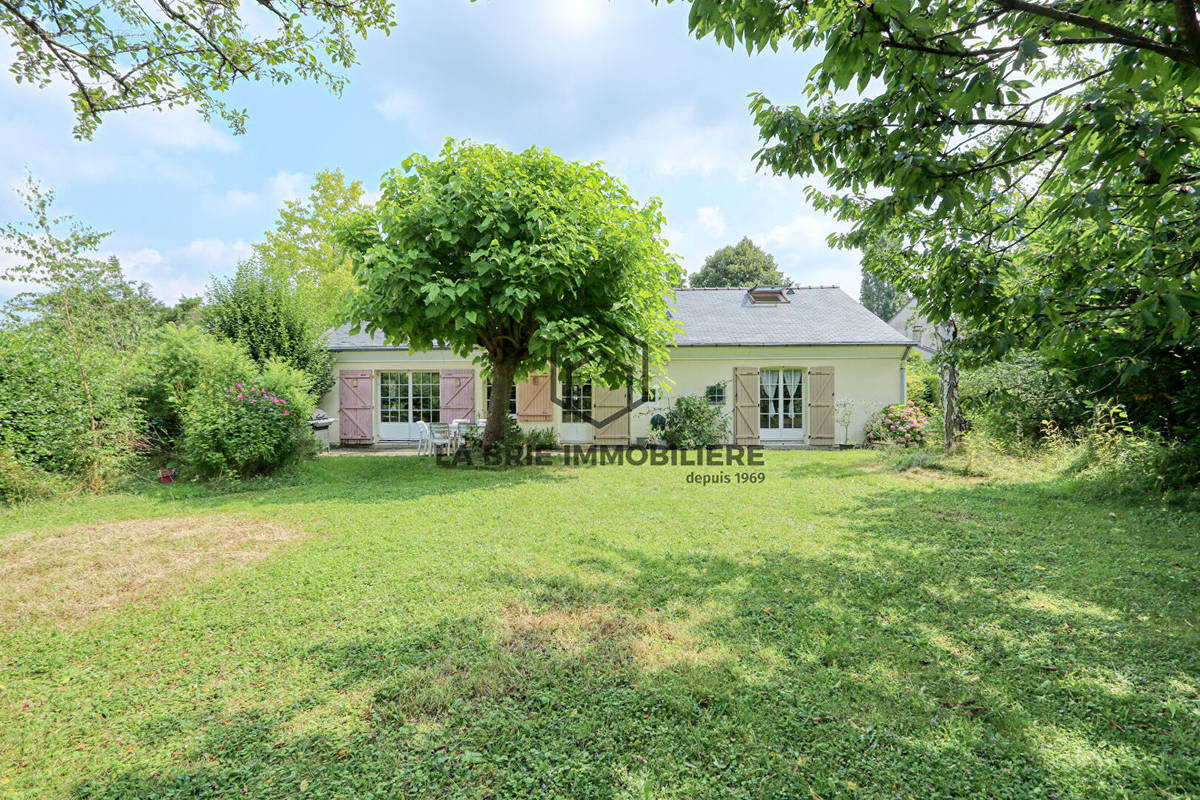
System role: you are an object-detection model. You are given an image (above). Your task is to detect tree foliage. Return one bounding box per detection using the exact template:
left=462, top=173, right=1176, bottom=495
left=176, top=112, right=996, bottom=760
left=254, top=169, right=366, bottom=330
left=675, top=0, right=1200, bottom=438
left=859, top=268, right=906, bottom=321
left=338, top=140, right=683, bottom=447
left=689, top=236, right=784, bottom=287
left=2, top=0, right=395, bottom=138
left=204, top=259, right=334, bottom=398
left=0, top=179, right=147, bottom=487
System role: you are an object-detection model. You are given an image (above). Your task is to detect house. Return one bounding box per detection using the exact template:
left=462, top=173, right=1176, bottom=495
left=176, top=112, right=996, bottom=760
left=317, top=286, right=915, bottom=447
left=888, top=298, right=952, bottom=358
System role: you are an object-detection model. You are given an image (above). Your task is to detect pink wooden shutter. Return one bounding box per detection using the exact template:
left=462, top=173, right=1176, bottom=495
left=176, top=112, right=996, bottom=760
left=439, top=369, right=476, bottom=422
left=339, top=370, right=374, bottom=445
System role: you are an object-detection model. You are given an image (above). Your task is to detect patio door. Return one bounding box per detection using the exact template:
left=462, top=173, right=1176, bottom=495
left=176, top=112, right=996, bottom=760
left=759, top=368, right=805, bottom=441
left=378, top=371, right=441, bottom=440
left=559, top=380, right=593, bottom=443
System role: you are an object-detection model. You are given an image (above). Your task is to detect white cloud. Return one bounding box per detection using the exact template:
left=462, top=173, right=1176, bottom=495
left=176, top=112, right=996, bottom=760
left=600, top=107, right=760, bottom=181
left=543, top=0, right=610, bottom=36
left=107, top=108, right=241, bottom=154
left=755, top=212, right=862, bottom=294
left=0, top=237, right=251, bottom=305
left=208, top=188, right=261, bottom=216
left=113, top=238, right=252, bottom=303
left=758, top=213, right=842, bottom=253
left=268, top=170, right=308, bottom=206
left=202, top=169, right=309, bottom=217
left=694, top=206, right=727, bottom=237
left=374, top=90, right=423, bottom=122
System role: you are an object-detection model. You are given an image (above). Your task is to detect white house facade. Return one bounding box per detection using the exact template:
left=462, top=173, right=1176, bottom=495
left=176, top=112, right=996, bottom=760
left=318, top=286, right=915, bottom=447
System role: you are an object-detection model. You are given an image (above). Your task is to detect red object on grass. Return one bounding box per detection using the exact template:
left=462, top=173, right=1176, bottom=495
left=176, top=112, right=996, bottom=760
left=158, top=468, right=176, bottom=483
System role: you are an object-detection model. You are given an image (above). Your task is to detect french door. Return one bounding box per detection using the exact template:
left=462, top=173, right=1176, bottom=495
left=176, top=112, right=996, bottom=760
left=378, top=371, right=440, bottom=440
left=759, top=368, right=805, bottom=441
left=559, top=380, right=593, bottom=443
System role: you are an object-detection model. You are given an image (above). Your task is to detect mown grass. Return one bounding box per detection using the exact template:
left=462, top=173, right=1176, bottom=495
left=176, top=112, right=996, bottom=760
left=0, top=451, right=1197, bottom=799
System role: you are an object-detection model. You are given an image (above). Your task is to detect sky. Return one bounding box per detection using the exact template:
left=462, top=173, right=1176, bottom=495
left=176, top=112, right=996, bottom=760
left=0, top=0, right=862, bottom=304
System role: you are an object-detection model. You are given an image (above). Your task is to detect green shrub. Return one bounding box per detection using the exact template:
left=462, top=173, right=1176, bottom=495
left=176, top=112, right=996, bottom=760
left=0, top=448, right=63, bottom=504
left=865, top=401, right=929, bottom=448
left=1045, top=404, right=1200, bottom=501
left=180, top=364, right=316, bottom=478
left=959, top=353, right=1087, bottom=449
left=905, top=354, right=938, bottom=409
left=654, top=394, right=729, bottom=448
left=0, top=327, right=143, bottom=490
left=130, top=324, right=258, bottom=447
left=522, top=427, right=559, bottom=448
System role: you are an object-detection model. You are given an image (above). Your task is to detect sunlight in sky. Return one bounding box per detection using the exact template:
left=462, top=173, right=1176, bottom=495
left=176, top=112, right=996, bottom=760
left=543, top=0, right=608, bottom=36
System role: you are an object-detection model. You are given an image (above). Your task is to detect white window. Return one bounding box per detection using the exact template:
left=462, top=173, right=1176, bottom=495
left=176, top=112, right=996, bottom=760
left=486, top=380, right=518, bottom=416
left=378, top=371, right=441, bottom=439
left=561, top=381, right=592, bottom=423
left=379, top=372, right=410, bottom=423
left=410, top=371, right=440, bottom=423
left=759, top=368, right=805, bottom=439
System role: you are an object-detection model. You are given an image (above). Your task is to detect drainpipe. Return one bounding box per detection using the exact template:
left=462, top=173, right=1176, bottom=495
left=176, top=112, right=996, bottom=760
left=900, top=345, right=912, bottom=403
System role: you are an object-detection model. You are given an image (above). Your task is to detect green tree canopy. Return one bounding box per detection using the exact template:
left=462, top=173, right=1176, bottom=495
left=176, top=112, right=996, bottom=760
left=337, top=140, right=683, bottom=447
left=204, top=259, right=334, bottom=398
left=254, top=169, right=366, bottom=330
left=689, top=237, right=785, bottom=287
left=859, top=268, right=906, bottom=322
left=674, top=0, right=1200, bottom=438
left=2, top=0, right=394, bottom=138
left=0, top=178, right=146, bottom=486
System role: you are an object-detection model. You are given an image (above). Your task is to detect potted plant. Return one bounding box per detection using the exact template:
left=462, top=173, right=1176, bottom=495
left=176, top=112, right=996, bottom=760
left=835, top=399, right=856, bottom=449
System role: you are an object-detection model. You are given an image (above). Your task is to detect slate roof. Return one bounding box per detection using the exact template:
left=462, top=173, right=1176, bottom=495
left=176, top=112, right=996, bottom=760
left=324, top=286, right=913, bottom=350
left=325, top=323, right=414, bottom=351
left=669, top=286, right=912, bottom=347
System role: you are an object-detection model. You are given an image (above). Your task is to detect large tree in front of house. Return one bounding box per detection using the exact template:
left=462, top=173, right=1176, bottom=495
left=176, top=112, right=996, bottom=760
left=337, top=141, right=684, bottom=449
left=690, top=237, right=784, bottom=287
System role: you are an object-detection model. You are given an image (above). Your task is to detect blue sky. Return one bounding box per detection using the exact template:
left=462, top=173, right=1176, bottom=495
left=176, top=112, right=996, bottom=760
left=1, top=0, right=861, bottom=304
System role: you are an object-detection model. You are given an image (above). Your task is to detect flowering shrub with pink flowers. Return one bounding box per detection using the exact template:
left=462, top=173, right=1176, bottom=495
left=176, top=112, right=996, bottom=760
left=180, top=360, right=315, bottom=477
left=864, top=401, right=930, bottom=448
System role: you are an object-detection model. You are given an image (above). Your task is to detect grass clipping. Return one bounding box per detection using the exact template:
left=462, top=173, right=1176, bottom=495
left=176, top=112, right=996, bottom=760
left=0, top=515, right=299, bottom=628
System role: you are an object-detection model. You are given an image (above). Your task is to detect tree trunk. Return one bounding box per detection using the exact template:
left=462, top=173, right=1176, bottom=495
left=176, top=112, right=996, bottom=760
left=483, top=359, right=516, bottom=449
left=936, top=319, right=961, bottom=451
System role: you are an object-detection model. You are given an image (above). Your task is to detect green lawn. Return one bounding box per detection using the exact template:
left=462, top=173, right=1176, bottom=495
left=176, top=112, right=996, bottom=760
left=1, top=452, right=1197, bottom=799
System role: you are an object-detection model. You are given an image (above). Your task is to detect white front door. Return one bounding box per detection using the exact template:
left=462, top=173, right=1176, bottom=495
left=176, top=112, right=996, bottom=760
left=759, top=368, right=805, bottom=441
left=378, top=371, right=441, bottom=440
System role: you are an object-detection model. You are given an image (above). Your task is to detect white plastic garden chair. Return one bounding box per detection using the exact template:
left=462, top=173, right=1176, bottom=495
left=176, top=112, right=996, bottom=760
left=451, top=418, right=474, bottom=448
left=428, top=422, right=453, bottom=455
left=416, top=420, right=432, bottom=455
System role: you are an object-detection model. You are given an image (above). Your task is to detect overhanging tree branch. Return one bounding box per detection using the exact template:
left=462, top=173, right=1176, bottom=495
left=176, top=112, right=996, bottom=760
left=990, top=0, right=1199, bottom=64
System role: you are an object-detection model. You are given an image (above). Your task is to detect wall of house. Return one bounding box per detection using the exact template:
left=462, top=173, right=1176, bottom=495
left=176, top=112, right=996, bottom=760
left=319, top=344, right=909, bottom=446
left=631, top=345, right=908, bottom=444
left=318, top=349, right=476, bottom=445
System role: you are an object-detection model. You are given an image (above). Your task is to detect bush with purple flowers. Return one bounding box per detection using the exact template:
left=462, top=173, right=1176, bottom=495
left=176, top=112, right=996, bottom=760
left=865, top=401, right=929, bottom=448
left=180, top=360, right=316, bottom=477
